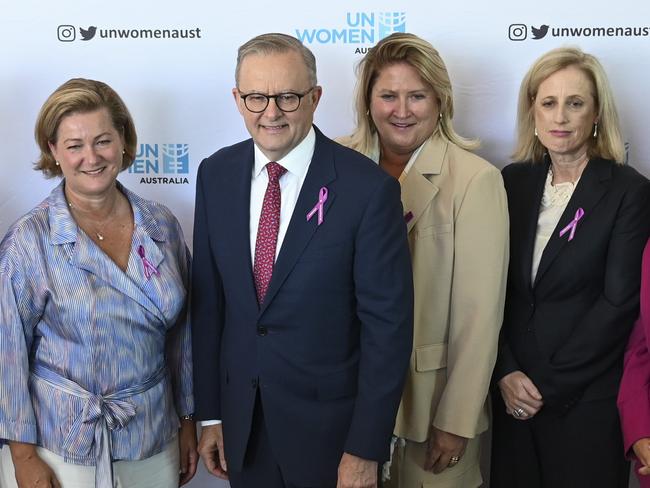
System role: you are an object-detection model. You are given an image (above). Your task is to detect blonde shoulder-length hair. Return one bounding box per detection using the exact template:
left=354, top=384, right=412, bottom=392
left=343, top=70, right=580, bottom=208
left=345, top=32, right=478, bottom=157
left=513, top=46, right=625, bottom=164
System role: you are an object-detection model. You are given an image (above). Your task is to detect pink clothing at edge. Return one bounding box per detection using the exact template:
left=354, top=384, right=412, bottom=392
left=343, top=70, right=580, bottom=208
left=619, top=238, right=650, bottom=487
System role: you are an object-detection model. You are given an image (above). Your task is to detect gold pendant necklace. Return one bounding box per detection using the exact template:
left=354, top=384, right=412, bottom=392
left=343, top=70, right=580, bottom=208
left=67, top=201, right=115, bottom=242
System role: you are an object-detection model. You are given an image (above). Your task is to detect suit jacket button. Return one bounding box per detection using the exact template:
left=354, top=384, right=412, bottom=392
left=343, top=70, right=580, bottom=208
left=257, top=326, right=267, bottom=336
left=251, top=378, right=258, bottom=389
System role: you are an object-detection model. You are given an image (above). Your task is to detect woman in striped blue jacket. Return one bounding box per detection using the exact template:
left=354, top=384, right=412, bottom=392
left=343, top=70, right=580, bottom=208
left=0, top=78, right=196, bottom=488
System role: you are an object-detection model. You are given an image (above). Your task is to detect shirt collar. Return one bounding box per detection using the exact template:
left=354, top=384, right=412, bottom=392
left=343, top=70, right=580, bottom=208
left=399, top=142, right=426, bottom=182
left=253, top=126, right=315, bottom=180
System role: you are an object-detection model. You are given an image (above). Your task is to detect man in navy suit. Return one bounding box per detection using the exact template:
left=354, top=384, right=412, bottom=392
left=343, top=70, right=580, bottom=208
left=191, top=33, right=413, bottom=488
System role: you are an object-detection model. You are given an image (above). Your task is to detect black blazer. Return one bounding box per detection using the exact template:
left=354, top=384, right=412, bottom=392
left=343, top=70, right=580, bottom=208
left=494, top=157, right=650, bottom=411
left=190, top=127, right=413, bottom=485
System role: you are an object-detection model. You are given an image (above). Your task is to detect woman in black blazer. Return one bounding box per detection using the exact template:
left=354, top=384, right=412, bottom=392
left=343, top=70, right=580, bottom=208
left=491, top=47, right=650, bottom=488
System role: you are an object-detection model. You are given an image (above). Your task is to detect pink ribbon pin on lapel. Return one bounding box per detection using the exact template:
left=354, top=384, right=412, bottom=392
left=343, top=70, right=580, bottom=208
left=306, top=187, right=328, bottom=226
left=559, top=207, right=585, bottom=242
left=138, top=245, right=160, bottom=279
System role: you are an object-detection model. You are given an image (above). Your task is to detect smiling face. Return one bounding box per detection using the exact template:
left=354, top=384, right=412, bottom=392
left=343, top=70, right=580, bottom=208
left=233, top=50, right=322, bottom=162
left=48, top=108, right=124, bottom=200
left=534, top=65, right=599, bottom=162
left=369, top=62, right=439, bottom=159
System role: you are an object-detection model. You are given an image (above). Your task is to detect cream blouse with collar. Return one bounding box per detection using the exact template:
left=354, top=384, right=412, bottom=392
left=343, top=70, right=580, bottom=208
left=531, top=169, right=580, bottom=282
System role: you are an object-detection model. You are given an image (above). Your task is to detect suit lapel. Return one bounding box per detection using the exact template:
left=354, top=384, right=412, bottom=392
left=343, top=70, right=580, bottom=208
left=259, top=129, right=337, bottom=314
left=533, top=158, right=611, bottom=287
left=517, top=161, right=549, bottom=293
left=227, top=143, right=258, bottom=306
left=401, top=138, right=442, bottom=234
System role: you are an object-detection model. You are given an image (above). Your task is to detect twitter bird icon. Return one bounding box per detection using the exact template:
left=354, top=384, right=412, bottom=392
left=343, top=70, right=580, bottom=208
left=531, top=24, right=549, bottom=40
left=80, top=26, right=97, bottom=41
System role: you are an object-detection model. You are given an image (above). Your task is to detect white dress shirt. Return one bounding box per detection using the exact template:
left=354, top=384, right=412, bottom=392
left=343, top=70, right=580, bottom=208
left=201, top=127, right=316, bottom=427
left=249, top=127, right=315, bottom=261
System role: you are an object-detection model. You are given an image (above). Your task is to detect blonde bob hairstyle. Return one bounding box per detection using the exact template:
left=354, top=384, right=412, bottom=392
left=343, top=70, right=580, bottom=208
left=513, top=47, right=625, bottom=164
left=346, top=32, right=478, bottom=157
left=34, top=78, right=137, bottom=178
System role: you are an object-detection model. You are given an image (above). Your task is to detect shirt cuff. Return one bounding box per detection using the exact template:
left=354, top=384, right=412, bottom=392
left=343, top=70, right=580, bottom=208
left=200, top=419, right=222, bottom=426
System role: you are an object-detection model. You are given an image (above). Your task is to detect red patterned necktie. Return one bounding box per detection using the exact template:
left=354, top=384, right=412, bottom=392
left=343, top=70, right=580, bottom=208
left=254, top=162, right=287, bottom=304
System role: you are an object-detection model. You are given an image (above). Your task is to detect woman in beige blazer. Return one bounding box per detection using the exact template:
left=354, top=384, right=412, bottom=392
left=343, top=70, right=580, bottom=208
left=338, top=33, right=509, bottom=487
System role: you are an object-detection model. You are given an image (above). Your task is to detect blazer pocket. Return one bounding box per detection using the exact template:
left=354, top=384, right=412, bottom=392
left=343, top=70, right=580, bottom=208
left=415, top=343, right=448, bottom=372
left=416, top=223, right=452, bottom=239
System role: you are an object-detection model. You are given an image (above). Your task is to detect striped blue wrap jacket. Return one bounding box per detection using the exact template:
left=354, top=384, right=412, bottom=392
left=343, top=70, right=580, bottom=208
left=0, top=181, right=193, bottom=465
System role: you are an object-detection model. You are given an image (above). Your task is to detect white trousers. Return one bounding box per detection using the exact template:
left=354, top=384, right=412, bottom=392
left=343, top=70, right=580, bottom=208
left=0, top=437, right=179, bottom=488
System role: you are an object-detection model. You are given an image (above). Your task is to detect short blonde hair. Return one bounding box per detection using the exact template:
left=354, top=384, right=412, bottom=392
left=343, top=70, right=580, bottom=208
left=34, top=78, right=137, bottom=178
left=513, top=47, right=624, bottom=163
left=346, top=32, right=478, bottom=156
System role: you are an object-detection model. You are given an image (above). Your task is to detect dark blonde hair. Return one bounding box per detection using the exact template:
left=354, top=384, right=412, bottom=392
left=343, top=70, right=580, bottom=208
left=34, top=78, right=137, bottom=178
left=346, top=32, right=478, bottom=156
left=513, top=47, right=624, bottom=163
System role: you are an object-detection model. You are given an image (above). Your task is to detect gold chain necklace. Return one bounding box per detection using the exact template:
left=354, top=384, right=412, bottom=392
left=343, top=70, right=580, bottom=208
left=67, top=200, right=120, bottom=242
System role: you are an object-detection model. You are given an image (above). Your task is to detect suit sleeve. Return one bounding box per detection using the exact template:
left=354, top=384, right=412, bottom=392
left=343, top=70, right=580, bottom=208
left=492, top=164, right=525, bottom=383
left=618, top=239, right=650, bottom=457
left=528, top=178, right=650, bottom=407
left=433, top=166, right=509, bottom=438
left=344, top=175, right=414, bottom=462
left=492, top=318, right=522, bottom=383
left=191, top=160, right=226, bottom=420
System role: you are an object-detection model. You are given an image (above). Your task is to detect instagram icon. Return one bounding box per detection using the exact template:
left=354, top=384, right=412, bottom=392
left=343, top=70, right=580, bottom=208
left=508, top=24, right=527, bottom=41
left=57, top=25, right=76, bottom=42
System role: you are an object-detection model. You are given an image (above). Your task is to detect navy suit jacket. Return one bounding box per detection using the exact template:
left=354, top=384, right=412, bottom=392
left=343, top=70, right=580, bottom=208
left=494, top=157, right=650, bottom=411
left=191, top=127, right=413, bottom=485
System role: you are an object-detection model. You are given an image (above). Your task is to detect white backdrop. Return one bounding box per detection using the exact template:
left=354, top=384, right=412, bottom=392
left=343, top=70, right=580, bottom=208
left=2, top=0, right=649, bottom=486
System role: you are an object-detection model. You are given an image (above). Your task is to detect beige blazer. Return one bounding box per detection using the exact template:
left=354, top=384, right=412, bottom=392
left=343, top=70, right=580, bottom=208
left=338, top=133, right=509, bottom=442
left=394, top=134, right=509, bottom=442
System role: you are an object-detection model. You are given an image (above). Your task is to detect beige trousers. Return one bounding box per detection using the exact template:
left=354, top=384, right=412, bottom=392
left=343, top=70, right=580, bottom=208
left=0, top=437, right=179, bottom=488
left=383, top=434, right=482, bottom=488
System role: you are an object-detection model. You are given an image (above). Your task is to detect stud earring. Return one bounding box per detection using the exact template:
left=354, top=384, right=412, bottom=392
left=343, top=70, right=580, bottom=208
left=55, top=160, right=60, bottom=166
left=534, top=127, right=538, bottom=137
left=593, top=123, right=598, bottom=138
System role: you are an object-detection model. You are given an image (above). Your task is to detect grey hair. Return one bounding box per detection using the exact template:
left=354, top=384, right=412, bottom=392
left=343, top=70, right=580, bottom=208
left=235, top=33, right=317, bottom=87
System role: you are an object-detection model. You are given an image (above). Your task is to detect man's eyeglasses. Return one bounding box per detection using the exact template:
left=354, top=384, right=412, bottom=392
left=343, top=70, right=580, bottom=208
left=239, top=87, right=315, bottom=113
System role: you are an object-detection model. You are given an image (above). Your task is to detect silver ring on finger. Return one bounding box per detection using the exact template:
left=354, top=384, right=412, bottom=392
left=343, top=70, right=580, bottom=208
left=513, top=407, right=526, bottom=418
left=448, top=455, right=460, bottom=467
